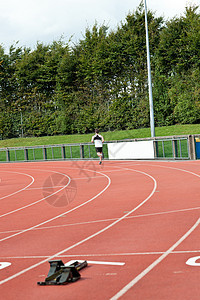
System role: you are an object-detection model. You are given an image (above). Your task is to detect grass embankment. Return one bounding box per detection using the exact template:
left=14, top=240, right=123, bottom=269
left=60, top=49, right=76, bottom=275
left=0, top=124, right=199, bottom=148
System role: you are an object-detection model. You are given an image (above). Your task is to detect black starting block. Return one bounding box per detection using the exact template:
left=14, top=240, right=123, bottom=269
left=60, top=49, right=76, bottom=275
left=37, top=260, right=88, bottom=285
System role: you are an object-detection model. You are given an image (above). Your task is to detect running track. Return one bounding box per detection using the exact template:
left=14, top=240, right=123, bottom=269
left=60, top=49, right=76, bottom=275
left=0, top=160, right=200, bottom=299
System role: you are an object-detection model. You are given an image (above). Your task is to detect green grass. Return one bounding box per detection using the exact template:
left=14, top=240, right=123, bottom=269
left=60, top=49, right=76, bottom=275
left=156, top=139, right=189, bottom=158
left=1, top=124, right=199, bottom=162
left=0, top=144, right=109, bottom=162
left=0, top=124, right=199, bottom=148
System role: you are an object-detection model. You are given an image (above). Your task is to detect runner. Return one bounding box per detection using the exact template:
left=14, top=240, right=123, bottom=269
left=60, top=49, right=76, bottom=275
left=91, top=129, right=104, bottom=165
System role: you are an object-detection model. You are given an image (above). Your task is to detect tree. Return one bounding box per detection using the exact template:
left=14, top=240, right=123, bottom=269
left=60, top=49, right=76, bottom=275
left=0, top=3, right=199, bottom=138
left=154, top=4, right=200, bottom=126
left=156, top=5, right=200, bottom=75
left=169, top=69, right=200, bottom=124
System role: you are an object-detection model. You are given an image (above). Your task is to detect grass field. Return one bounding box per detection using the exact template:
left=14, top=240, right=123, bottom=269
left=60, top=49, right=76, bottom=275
left=0, top=124, right=199, bottom=148
left=0, top=143, right=109, bottom=162
left=0, top=123, right=199, bottom=162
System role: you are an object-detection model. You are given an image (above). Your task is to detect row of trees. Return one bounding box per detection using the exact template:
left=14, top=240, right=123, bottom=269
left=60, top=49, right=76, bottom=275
left=0, top=2, right=199, bottom=139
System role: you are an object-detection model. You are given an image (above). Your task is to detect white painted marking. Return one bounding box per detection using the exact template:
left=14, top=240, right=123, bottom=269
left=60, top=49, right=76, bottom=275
left=0, top=171, right=34, bottom=201
left=65, top=260, right=125, bottom=266
left=1, top=203, right=200, bottom=236
left=186, top=256, right=200, bottom=266
left=0, top=170, right=70, bottom=219
left=0, top=168, right=156, bottom=285
left=0, top=169, right=110, bottom=243
left=110, top=218, right=200, bottom=300
left=0, top=262, right=11, bottom=270
left=1, top=250, right=200, bottom=260
left=158, top=164, right=200, bottom=180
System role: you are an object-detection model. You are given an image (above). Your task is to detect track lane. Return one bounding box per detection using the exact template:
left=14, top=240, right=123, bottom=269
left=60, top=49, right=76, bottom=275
left=0, top=170, right=34, bottom=201
left=0, top=165, right=155, bottom=289
left=0, top=161, right=200, bottom=300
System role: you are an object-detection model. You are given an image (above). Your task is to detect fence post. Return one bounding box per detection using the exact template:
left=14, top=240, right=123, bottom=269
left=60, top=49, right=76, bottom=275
left=172, top=138, right=178, bottom=159
left=43, top=147, right=47, bottom=160
left=153, top=139, right=159, bottom=158
left=6, top=148, right=10, bottom=162
left=80, top=145, right=84, bottom=159
left=24, top=148, right=29, bottom=161
left=61, top=145, right=66, bottom=159
left=188, top=135, right=196, bottom=160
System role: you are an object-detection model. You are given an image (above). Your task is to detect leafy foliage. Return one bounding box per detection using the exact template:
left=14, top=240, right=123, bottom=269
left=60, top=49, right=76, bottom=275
left=0, top=4, right=199, bottom=139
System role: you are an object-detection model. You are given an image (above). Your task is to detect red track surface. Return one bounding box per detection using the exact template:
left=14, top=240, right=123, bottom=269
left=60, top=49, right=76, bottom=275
left=0, top=160, right=200, bottom=299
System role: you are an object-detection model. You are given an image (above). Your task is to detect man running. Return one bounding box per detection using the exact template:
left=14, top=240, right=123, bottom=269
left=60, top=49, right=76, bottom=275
left=91, top=129, right=104, bottom=165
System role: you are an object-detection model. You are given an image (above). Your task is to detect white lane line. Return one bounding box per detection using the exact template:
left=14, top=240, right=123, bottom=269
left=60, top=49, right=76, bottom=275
left=0, top=166, right=107, bottom=218
left=0, top=171, right=71, bottom=219
left=0, top=257, right=125, bottom=266
left=110, top=218, right=200, bottom=300
left=1, top=249, right=200, bottom=260
left=0, top=169, right=110, bottom=242
left=26, top=185, right=65, bottom=190
left=0, top=171, right=35, bottom=201
left=1, top=205, right=200, bottom=235
left=125, top=162, right=200, bottom=180
left=65, top=260, right=125, bottom=266
left=0, top=169, right=156, bottom=285
left=26, top=175, right=105, bottom=190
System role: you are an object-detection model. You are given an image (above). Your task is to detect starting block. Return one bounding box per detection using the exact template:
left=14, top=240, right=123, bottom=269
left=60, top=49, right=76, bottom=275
left=37, top=259, right=88, bottom=285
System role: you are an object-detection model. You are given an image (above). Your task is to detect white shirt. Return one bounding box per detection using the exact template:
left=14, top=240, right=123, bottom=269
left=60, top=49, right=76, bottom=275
left=91, top=134, right=104, bottom=148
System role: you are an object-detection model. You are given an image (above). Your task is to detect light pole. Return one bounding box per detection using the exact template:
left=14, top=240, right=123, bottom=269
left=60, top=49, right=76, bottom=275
left=144, top=0, right=155, bottom=137
left=20, top=111, right=23, bottom=138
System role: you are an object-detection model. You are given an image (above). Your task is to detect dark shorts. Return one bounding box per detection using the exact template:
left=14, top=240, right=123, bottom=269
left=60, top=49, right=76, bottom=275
left=95, top=147, right=102, bottom=153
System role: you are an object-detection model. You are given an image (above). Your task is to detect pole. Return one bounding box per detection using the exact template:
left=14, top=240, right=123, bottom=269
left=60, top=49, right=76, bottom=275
left=20, top=111, right=23, bottom=138
left=144, top=0, right=155, bottom=137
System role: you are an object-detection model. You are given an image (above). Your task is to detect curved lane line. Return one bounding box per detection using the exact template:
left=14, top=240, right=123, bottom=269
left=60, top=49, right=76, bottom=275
left=0, top=168, right=156, bottom=285
left=0, top=171, right=35, bottom=201
left=110, top=217, right=200, bottom=300
left=2, top=163, right=200, bottom=233
left=0, top=171, right=71, bottom=219
left=1, top=204, right=200, bottom=235
left=0, top=169, right=110, bottom=242
left=109, top=162, right=200, bottom=299
left=149, top=163, right=200, bottom=179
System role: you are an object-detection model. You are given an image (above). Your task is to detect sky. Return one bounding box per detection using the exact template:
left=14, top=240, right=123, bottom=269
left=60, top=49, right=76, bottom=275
left=0, top=0, right=199, bottom=51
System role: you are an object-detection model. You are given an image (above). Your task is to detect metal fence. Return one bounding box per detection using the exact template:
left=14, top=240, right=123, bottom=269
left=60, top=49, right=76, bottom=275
left=154, top=136, right=189, bottom=159
left=0, top=135, right=199, bottom=163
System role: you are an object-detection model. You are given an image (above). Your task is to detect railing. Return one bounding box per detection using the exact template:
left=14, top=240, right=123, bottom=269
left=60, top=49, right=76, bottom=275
left=0, top=143, right=105, bottom=162
left=0, top=135, right=199, bottom=163
left=154, top=136, right=190, bottom=159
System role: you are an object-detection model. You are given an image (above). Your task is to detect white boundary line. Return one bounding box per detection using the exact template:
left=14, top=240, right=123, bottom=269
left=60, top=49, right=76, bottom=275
left=118, top=161, right=200, bottom=180
left=0, top=171, right=35, bottom=201
left=0, top=170, right=71, bottom=219
left=0, top=169, right=156, bottom=285
left=1, top=249, right=200, bottom=260
left=0, top=166, right=108, bottom=218
left=1, top=205, right=200, bottom=235
left=65, top=259, right=125, bottom=266
left=0, top=169, right=111, bottom=242
left=149, top=163, right=200, bottom=180
left=110, top=218, right=200, bottom=300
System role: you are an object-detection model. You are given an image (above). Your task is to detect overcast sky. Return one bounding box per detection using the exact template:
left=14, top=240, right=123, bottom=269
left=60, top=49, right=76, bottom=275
left=0, top=0, right=199, bottom=51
